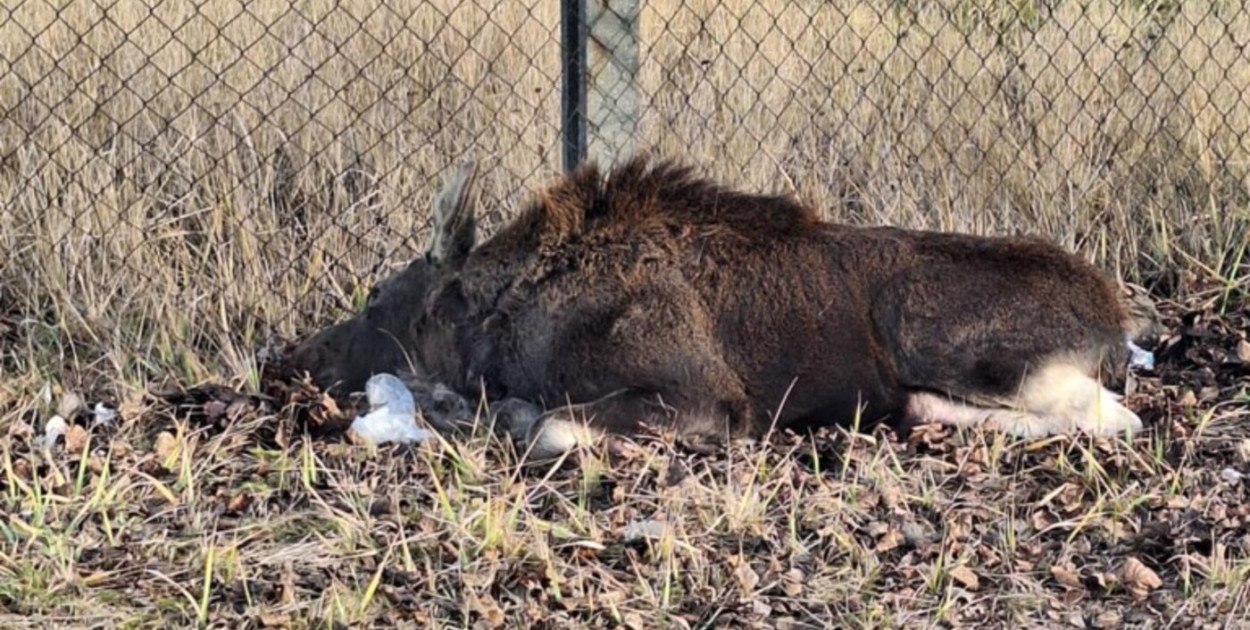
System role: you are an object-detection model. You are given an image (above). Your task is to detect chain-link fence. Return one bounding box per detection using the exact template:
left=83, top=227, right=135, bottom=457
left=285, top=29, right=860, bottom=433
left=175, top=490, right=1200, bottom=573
left=2, top=0, right=1247, bottom=380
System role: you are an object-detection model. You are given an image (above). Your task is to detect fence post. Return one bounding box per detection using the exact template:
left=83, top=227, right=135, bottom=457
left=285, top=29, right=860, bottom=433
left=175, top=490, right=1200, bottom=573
left=586, top=0, right=640, bottom=169
left=560, top=0, right=587, bottom=173
left=562, top=0, right=640, bottom=173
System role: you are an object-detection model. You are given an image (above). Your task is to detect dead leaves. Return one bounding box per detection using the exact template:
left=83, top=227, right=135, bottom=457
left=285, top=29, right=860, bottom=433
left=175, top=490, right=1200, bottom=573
left=466, top=589, right=506, bottom=629
left=1122, top=557, right=1163, bottom=599
left=1047, top=558, right=1163, bottom=601
left=780, top=569, right=804, bottom=597
left=732, top=559, right=761, bottom=595
left=257, top=612, right=291, bottom=628
left=1051, top=564, right=1084, bottom=590
left=947, top=565, right=980, bottom=590
left=874, top=527, right=904, bottom=552
left=65, top=424, right=89, bottom=454
left=225, top=492, right=252, bottom=514
left=153, top=431, right=178, bottom=464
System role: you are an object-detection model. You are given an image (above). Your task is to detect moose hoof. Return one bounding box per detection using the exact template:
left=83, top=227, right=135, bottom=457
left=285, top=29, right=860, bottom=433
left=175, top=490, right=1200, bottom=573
left=991, top=399, right=1143, bottom=439
left=524, top=412, right=597, bottom=461
left=1074, top=392, right=1144, bottom=437
left=489, top=398, right=543, bottom=442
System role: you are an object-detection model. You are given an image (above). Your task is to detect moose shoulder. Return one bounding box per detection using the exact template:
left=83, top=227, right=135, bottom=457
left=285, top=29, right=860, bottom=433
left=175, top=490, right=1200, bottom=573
left=290, top=156, right=1145, bottom=459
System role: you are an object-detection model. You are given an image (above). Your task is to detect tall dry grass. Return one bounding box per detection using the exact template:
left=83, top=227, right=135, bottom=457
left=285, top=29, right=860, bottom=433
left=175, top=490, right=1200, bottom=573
left=1, top=0, right=1247, bottom=393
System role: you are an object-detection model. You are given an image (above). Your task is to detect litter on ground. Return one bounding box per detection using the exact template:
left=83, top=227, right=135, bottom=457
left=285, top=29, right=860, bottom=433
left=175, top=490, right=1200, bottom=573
left=349, top=373, right=432, bottom=445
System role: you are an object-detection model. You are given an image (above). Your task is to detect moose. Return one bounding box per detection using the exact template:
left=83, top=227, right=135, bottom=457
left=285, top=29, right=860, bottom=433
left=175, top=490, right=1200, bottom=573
left=289, top=155, right=1150, bottom=459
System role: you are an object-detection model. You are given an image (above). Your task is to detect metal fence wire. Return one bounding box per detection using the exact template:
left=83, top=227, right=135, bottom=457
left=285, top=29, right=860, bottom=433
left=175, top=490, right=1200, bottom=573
left=2, top=1, right=1247, bottom=376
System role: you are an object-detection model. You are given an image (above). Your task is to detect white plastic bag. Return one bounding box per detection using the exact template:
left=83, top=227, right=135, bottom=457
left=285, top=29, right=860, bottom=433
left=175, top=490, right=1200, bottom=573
left=349, top=374, right=432, bottom=445
left=1126, top=337, right=1155, bottom=370
left=34, top=415, right=68, bottom=450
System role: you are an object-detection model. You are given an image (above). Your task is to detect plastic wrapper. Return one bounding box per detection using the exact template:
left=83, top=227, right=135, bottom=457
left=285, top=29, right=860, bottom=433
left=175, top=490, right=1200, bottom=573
left=349, top=374, right=432, bottom=445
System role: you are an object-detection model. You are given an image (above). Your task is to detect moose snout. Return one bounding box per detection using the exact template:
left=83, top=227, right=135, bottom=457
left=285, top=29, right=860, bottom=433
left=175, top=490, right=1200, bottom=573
left=287, top=318, right=414, bottom=398
left=288, top=319, right=368, bottom=393
left=288, top=334, right=340, bottom=389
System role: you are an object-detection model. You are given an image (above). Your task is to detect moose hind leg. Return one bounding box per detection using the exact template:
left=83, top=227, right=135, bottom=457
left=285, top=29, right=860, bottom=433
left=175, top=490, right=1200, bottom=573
left=1014, top=360, right=1142, bottom=437
left=906, top=359, right=1143, bottom=438
left=905, top=391, right=1053, bottom=437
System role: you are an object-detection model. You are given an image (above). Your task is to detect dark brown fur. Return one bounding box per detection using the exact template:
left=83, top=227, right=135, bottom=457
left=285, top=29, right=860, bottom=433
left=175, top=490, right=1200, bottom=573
left=291, top=155, right=1135, bottom=451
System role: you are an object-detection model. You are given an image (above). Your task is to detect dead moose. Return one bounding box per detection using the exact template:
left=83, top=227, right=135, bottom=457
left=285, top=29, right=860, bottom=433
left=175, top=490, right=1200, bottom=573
left=290, top=155, right=1149, bottom=459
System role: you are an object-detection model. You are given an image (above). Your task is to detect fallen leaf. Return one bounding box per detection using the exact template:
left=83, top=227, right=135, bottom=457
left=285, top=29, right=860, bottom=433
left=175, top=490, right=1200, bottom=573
left=259, top=612, right=291, bottom=627
left=110, top=440, right=134, bottom=458
left=226, top=493, right=251, bottom=513
left=751, top=599, right=772, bottom=617
left=65, top=424, right=89, bottom=453
left=875, top=528, right=904, bottom=552
left=782, top=569, right=804, bottom=597
left=1032, top=510, right=1057, bottom=531
left=1051, top=565, right=1083, bottom=590
left=1237, top=339, right=1250, bottom=363
left=469, top=591, right=505, bottom=628
left=734, top=562, right=760, bottom=594
left=948, top=565, right=979, bottom=590
left=854, top=490, right=881, bottom=510
left=880, top=484, right=904, bottom=509
left=154, top=432, right=178, bottom=464
left=1091, top=609, right=1123, bottom=628
left=1123, top=557, right=1162, bottom=598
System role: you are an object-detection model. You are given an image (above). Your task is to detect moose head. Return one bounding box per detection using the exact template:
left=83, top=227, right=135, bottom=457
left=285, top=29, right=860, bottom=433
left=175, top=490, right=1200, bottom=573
left=289, top=159, right=480, bottom=398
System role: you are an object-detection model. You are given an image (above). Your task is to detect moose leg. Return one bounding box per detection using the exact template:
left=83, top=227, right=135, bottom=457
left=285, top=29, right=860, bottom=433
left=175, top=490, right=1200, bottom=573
left=1010, top=360, right=1142, bottom=436
left=521, top=388, right=756, bottom=460
left=519, top=389, right=673, bottom=460
left=905, top=391, right=1055, bottom=437
left=874, top=260, right=1143, bottom=439
left=515, top=288, right=756, bottom=460
left=906, top=360, right=1142, bottom=438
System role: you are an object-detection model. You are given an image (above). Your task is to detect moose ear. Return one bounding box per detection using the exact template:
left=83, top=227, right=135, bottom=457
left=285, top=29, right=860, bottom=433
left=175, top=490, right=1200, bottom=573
left=427, top=157, right=479, bottom=267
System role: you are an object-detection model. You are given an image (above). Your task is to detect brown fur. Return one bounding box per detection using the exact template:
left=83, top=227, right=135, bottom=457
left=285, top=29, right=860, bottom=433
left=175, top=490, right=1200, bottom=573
left=290, top=155, right=1141, bottom=455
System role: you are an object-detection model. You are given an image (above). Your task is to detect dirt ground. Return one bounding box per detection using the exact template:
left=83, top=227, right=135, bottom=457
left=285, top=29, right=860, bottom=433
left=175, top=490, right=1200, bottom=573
left=2, top=289, right=1248, bottom=629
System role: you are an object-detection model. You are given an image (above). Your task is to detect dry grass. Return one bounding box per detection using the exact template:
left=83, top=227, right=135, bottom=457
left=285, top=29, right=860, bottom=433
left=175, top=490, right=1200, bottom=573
left=1, top=0, right=1249, bottom=627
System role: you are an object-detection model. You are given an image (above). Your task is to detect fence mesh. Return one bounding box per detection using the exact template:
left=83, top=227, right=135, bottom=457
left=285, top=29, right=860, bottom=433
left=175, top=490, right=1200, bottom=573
left=2, top=0, right=1247, bottom=381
